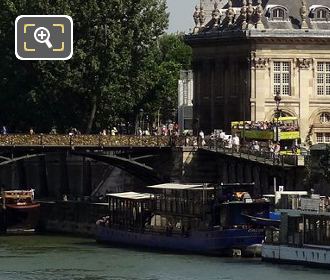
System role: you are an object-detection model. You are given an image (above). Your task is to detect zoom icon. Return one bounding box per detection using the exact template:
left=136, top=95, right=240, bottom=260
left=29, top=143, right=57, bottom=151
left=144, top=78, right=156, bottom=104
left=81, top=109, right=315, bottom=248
left=15, top=15, right=73, bottom=60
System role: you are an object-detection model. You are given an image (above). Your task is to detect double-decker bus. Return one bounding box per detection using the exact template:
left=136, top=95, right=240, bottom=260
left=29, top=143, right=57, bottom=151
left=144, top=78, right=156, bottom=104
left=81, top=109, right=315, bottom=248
left=231, top=117, right=300, bottom=154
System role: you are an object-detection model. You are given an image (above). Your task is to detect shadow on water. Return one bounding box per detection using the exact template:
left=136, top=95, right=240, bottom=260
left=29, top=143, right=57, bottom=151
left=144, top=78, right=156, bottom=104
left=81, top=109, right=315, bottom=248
left=1, top=234, right=330, bottom=280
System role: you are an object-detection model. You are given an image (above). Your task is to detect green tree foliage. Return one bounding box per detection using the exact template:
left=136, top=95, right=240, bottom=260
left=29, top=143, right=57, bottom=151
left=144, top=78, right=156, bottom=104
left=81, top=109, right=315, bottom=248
left=140, top=34, right=192, bottom=124
left=0, top=1, right=191, bottom=133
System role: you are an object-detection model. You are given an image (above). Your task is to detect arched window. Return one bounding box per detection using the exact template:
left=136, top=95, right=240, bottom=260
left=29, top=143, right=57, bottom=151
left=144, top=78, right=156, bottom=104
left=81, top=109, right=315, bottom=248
left=320, top=112, right=330, bottom=123
left=316, top=8, right=327, bottom=20
left=267, top=6, right=288, bottom=21
left=272, top=110, right=291, bottom=119
left=312, top=7, right=330, bottom=21
left=273, top=8, right=285, bottom=20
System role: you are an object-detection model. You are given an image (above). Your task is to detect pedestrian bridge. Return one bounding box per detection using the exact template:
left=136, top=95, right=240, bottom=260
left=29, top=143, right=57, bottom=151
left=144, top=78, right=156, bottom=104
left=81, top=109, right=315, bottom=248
left=0, top=134, right=171, bottom=149
left=0, top=134, right=305, bottom=167
left=202, top=145, right=305, bottom=167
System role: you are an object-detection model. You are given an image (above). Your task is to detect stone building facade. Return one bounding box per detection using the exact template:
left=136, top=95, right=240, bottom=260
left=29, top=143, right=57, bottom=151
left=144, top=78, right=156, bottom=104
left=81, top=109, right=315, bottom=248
left=185, top=0, right=330, bottom=144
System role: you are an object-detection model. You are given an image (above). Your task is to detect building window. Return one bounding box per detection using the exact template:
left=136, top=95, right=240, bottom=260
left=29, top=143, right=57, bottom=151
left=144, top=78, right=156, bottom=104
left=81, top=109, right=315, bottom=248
left=316, top=132, right=330, bottom=143
left=317, top=62, right=330, bottom=95
left=315, top=8, right=328, bottom=20
left=267, top=6, right=288, bottom=21
left=274, top=62, right=290, bottom=96
left=326, top=133, right=330, bottom=142
left=273, top=8, right=285, bottom=20
left=320, top=113, right=330, bottom=123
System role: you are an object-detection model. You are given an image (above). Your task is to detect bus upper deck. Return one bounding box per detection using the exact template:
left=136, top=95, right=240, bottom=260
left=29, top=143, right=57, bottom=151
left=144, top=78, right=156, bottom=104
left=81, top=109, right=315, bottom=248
left=231, top=117, right=300, bottom=141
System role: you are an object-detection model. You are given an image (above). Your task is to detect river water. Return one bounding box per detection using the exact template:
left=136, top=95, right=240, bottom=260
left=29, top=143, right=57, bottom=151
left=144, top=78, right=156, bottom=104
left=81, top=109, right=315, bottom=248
left=0, top=235, right=329, bottom=280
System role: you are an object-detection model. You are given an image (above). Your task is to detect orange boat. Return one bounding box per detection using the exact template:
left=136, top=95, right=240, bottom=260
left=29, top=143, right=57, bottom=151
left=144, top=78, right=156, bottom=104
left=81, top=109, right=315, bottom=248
left=0, top=189, right=40, bottom=233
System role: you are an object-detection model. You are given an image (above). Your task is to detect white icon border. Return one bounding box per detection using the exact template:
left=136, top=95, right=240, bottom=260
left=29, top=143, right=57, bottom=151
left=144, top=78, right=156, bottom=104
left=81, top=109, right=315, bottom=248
left=15, top=15, right=73, bottom=61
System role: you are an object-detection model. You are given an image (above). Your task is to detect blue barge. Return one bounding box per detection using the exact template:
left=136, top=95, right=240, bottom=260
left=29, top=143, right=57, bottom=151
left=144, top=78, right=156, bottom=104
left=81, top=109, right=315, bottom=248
left=96, top=226, right=263, bottom=254
left=96, top=183, right=270, bottom=255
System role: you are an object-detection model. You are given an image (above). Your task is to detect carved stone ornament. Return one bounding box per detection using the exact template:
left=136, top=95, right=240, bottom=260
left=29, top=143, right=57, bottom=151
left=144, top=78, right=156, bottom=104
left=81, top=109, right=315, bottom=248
left=193, top=5, right=200, bottom=27
left=226, top=0, right=235, bottom=26
left=247, top=0, right=254, bottom=23
left=255, top=0, right=265, bottom=30
left=199, top=5, right=206, bottom=27
left=300, top=0, right=308, bottom=29
left=252, top=57, right=270, bottom=69
left=297, top=58, right=312, bottom=70
left=212, top=2, right=221, bottom=27
left=240, top=0, right=248, bottom=29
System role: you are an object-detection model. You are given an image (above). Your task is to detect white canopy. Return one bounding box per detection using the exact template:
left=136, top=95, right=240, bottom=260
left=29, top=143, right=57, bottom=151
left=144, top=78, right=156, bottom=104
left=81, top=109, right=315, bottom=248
left=147, top=183, right=211, bottom=190
left=106, top=192, right=154, bottom=200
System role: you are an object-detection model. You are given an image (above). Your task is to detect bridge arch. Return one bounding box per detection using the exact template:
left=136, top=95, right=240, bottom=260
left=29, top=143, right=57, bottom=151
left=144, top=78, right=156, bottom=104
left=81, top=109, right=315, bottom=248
left=0, top=154, right=45, bottom=166
left=71, top=152, right=164, bottom=185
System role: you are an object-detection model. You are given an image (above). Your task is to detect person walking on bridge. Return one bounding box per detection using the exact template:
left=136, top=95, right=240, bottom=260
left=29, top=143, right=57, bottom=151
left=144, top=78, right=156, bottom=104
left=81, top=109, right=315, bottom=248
left=199, top=130, right=205, bottom=146
left=233, top=134, right=240, bottom=152
left=274, top=142, right=281, bottom=164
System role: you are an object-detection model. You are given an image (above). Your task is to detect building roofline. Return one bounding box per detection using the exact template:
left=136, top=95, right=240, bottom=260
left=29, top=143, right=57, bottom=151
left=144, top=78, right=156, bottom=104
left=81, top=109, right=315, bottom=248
left=185, top=29, right=330, bottom=45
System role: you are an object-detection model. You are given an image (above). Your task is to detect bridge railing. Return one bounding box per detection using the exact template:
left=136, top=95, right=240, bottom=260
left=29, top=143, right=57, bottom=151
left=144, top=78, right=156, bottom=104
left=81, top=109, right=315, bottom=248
left=0, top=134, right=305, bottom=166
left=0, top=134, right=171, bottom=148
left=166, top=136, right=304, bottom=167
left=203, top=138, right=305, bottom=167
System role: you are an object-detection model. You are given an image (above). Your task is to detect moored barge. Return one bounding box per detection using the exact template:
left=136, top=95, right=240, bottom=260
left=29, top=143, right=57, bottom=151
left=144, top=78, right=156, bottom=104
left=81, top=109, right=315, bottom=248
left=0, top=189, right=40, bottom=233
left=262, top=195, right=330, bottom=267
left=96, top=183, right=271, bottom=255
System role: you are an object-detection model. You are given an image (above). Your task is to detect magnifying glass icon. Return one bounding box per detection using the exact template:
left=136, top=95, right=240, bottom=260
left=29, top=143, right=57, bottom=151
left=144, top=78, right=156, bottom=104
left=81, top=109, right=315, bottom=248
left=34, top=27, right=53, bottom=49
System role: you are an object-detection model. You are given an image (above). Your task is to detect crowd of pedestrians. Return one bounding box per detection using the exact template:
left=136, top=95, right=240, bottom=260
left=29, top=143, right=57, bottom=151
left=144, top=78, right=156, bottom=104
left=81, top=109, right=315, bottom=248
left=183, top=128, right=301, bottom=161
left=0, top=123, right=301, bottom=158
left=95, top=122, right=181, bottom=138
left=0, top=122, right=181, bottom=137
left=232, top=121, right=299, bottom=132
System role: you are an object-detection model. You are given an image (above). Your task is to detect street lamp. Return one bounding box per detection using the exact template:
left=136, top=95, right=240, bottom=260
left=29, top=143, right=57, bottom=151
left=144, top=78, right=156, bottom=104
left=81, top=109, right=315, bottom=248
left=135, top=108, right=144, bottom=135
left=243, top=79, right=248, bottom=143
left=274, top=91, right=282, bottom=143
left=139, top=109, right=144, bottom=131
